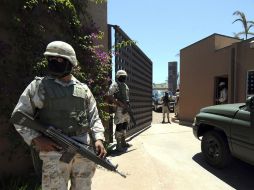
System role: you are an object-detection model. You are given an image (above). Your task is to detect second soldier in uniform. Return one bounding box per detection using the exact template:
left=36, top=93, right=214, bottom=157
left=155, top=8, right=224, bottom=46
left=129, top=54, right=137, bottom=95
left=107, top=70, right=132, bottom=152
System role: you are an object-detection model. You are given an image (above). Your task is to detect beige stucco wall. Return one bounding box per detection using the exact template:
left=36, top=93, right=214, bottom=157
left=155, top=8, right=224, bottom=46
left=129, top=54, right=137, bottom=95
left=214, top=35, right=240, bottom=50
left=235, top=41, right=254, bottom=102
left=180, top=35, right=217, bottom=122
left=179, top=34, right=244, bottom=122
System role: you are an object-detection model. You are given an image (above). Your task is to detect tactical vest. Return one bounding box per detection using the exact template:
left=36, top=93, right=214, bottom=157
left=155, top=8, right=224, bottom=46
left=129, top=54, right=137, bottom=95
left=38, top=77, right=89, bottom=136
left=115, top=82, right=129, bottom=103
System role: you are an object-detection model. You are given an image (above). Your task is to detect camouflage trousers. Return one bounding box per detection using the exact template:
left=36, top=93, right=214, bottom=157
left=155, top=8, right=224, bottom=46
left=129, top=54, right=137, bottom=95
left=114, top=106, right=130, bottom=125
left=115, top=122, right=128, bottom=151
left=39, top=151, right=96, bottom=190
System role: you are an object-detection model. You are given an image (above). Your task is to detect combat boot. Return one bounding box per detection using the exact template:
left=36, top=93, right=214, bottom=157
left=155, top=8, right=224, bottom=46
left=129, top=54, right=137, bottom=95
left=116, top=138, right=124, bottom=152
left=121, top=136, right=132, bottom=148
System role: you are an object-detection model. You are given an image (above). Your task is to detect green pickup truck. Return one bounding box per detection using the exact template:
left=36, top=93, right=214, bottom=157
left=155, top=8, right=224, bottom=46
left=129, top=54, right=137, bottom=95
left=193, top=96, right=254, bottom=168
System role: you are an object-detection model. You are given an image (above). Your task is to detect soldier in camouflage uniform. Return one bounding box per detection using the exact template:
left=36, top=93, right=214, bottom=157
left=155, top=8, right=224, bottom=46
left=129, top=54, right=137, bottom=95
left=12, top=41, right=107, bottom=190
left=107, top=70, right=132, bottom=152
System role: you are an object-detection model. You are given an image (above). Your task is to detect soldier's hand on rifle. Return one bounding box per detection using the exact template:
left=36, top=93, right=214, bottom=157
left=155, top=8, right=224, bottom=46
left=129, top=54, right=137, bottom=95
left=31, top=136, right=62, bottom=152
left=95, top=140, right=107, bottom=158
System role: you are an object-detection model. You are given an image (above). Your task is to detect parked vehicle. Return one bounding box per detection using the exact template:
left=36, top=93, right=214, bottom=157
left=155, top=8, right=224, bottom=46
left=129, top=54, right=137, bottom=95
left=152, top=90, right=175, bottom=112
left=193, top=96, right=254, bottom=168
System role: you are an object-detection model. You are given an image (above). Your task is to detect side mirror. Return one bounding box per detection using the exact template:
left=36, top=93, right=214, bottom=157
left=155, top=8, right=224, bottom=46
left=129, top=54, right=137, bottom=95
left=246, top=96, right=254, bottom=111
left=250, top=96, right=254, bottom=111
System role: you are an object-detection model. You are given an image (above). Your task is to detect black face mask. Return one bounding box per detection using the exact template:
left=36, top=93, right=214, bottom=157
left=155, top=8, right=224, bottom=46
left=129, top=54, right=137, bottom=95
left=47, top=59, right=73, bottom=78
left=118, top=76, right=126, bottom=83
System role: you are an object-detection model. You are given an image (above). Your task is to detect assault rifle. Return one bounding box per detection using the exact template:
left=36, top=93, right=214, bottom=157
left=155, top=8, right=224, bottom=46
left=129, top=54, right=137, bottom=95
left=10, top=110, right=126, bottom=178
left=125, top=104, right=136, bottom=127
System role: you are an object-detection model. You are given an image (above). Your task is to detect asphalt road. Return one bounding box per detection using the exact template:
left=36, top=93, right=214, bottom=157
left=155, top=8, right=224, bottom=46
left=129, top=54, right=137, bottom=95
left=92, top=111, right=254, bottom=190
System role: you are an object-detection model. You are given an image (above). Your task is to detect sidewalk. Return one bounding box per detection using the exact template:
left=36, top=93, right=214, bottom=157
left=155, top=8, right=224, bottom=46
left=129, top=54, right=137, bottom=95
left=92, top=119, right=183, bottom=190
left=91, top=111, right=253, bottom=190
left=91, top=111, right=238, bottom=190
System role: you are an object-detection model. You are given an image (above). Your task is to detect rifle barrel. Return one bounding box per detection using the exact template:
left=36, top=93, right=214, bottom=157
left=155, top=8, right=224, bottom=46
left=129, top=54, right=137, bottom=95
left=10, top=110, right=127, bottom=178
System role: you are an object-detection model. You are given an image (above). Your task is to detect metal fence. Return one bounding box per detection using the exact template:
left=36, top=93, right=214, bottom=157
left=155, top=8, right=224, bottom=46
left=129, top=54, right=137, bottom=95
left=108, top=25, right=153, bottom=138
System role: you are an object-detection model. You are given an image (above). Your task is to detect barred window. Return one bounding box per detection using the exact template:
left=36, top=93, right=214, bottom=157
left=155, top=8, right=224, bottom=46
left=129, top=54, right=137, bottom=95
left=247, top=70, right=254, bottom=97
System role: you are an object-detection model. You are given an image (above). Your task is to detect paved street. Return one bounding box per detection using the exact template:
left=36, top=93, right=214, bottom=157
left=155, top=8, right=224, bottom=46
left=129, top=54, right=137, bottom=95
left=92, top=111, right=254, bottom=190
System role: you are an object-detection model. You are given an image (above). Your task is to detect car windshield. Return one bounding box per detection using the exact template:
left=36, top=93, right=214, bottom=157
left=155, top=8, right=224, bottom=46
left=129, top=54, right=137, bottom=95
left=153, top=90, right=164, bottom=98
left=168, top=91, right=173, bottom=96
left=153, top=90, right=174, bottom=98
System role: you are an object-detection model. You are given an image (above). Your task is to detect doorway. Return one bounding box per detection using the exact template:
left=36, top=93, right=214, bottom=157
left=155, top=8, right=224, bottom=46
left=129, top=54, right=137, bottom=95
left=214, top=76, right=228, bottom=105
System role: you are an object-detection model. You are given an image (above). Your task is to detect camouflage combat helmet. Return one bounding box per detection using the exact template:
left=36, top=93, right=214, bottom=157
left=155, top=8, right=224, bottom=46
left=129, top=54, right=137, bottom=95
left=44, top=41, right=78, bottom=66
left=116, top=70, right=127, bottom=78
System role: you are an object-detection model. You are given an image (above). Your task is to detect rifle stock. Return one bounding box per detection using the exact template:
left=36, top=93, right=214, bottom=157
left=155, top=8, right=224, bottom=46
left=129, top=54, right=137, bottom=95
left=10, top=110, right=126, bottom=178
left=126, top=105, right=136, bottom=127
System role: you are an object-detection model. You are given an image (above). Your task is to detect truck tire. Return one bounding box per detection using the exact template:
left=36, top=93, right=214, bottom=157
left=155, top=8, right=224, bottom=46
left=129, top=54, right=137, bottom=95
left=201, top=130, right=231, bottom=168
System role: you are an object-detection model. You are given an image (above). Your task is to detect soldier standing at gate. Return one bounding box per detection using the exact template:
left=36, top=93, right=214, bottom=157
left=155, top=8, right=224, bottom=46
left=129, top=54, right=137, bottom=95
left=106, top=70, right=132, bottom=152
left=11, top=41, right=106, bottom=190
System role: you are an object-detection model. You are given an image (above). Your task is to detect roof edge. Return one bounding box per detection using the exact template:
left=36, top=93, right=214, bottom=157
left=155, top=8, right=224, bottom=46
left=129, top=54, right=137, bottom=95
left=180, top=33, right=242, bottom=51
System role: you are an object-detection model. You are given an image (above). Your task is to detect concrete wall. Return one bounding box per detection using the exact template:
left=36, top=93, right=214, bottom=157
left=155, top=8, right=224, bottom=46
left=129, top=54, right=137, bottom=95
left=87, top=0, right=108, bottom=50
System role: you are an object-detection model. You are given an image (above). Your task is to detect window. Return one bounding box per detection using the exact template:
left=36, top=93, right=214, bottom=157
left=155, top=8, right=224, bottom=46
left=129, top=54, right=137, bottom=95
left=247, top=70, right=254, bottom=98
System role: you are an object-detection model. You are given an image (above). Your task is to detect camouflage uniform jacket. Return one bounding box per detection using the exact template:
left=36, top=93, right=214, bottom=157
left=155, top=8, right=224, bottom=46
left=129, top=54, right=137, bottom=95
left=12, top=75, right=105, bottom=145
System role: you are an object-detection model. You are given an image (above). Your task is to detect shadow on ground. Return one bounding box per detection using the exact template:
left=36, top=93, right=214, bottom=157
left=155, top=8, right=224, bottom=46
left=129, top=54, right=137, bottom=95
left=107, top=148, right=137, bottom=157
left=193, top=153, right=254, bottom=190
left=171, top=117, right=179, bottom=124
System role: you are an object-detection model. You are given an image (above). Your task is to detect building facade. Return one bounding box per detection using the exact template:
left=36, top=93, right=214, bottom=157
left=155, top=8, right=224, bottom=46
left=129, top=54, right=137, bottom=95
left=180, top=33, right=254, bottom=122
left=153, top=83, right=168, bottom=92
left=168, top=61, right=178, bottom=94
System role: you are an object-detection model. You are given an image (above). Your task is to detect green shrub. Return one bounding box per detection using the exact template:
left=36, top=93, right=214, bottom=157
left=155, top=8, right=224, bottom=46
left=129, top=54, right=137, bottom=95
left=0, top=0, right=111, bottom=176
left=0, top=175, right=41, bottom=190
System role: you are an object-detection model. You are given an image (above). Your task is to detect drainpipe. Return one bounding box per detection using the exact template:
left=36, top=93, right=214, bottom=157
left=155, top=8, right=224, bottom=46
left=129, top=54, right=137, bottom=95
left=233, top=44, right=238, bottom=103
left=230, top=46, right=235, bottom=103
left=231, top=43, right=238, bottom=103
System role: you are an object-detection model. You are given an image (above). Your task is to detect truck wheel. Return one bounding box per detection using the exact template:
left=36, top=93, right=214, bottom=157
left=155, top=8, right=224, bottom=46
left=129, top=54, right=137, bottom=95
left=201, top=131, right=231, bottom=168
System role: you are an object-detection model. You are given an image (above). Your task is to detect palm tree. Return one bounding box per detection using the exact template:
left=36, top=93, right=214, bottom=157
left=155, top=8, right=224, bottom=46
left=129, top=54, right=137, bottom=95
left=232, top=11, right=254, bottom=39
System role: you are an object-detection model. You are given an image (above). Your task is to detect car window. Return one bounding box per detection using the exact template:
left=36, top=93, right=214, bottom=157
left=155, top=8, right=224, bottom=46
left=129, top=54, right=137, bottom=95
left=153, top=90, right=164, bottom=98
left=168, top=91, right=173, bottom=96
left=157, top=91, right=164, bottom=97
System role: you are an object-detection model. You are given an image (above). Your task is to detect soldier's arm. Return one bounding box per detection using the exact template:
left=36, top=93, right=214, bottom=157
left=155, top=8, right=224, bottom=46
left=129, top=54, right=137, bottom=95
left=85, top=86, right=107, bottom=157
left=106, top=82, right=126, bottom=108
left=11, top=79, right=43, bottom=145
left=105, top=83, right=116, bottom=102
left=85, top=86, right=105, bottom=141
